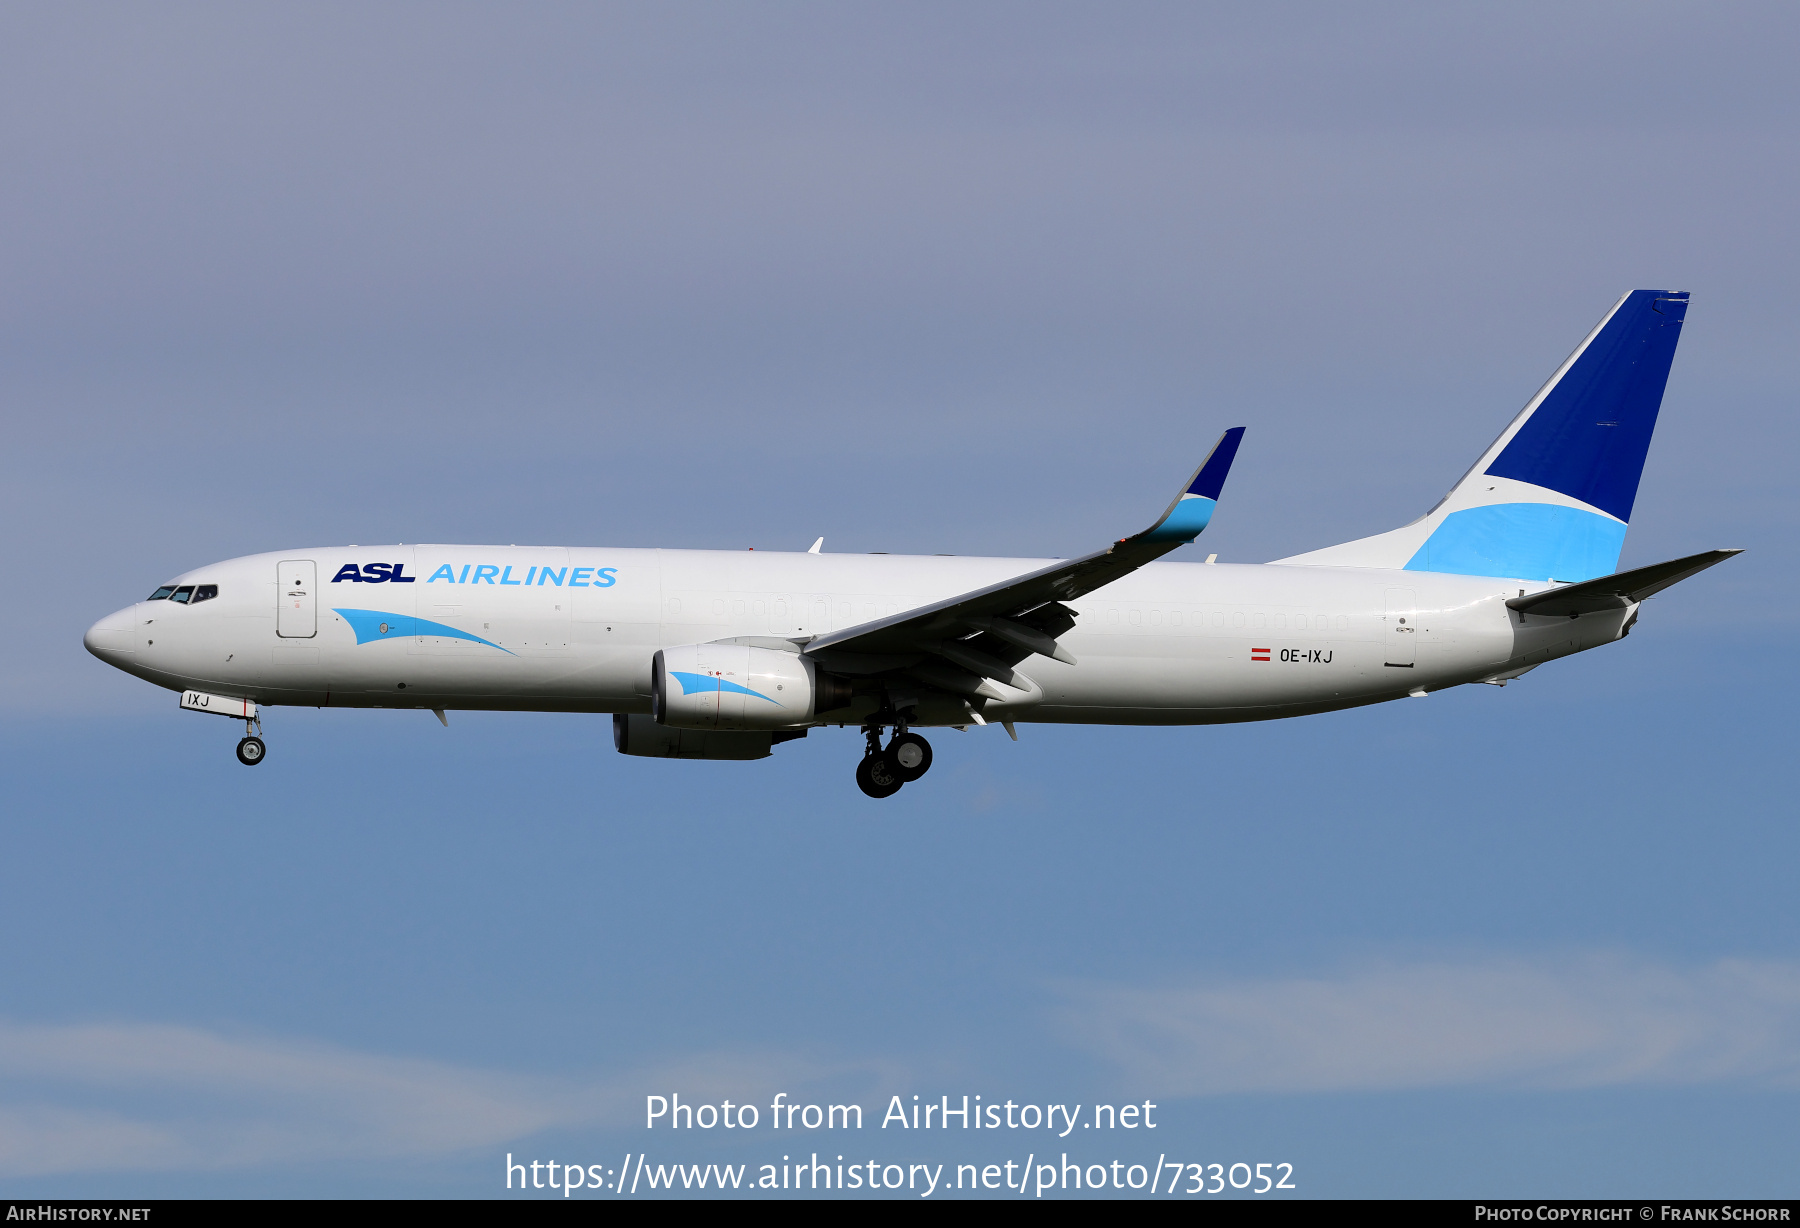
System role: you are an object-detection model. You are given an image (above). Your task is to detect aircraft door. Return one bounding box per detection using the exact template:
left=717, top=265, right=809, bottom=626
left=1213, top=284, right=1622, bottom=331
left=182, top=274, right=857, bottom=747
left=277, top=560, right=317, bottom=638
left=1384, top=586, right=1416, bottom=667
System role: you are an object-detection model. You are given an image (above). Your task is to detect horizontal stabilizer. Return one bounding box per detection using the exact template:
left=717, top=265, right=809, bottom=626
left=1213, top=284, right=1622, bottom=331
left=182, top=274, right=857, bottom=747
left=1506, top=548, right=1741, bottom=618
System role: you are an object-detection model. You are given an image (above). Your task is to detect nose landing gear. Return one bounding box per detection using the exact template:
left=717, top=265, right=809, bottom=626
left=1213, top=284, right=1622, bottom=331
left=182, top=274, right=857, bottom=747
left=854, top=715, right=932, bottom=798
left=235, top=716, right=266, bottom=766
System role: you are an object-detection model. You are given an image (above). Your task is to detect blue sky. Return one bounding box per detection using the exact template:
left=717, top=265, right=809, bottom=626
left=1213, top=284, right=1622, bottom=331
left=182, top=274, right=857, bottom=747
left=2, top=2, right=1795, bottom=1198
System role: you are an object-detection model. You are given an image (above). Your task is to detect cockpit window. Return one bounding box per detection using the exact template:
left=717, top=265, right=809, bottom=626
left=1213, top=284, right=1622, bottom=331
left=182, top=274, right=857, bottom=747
left=191, top=584, right=219, bottom=604
left=170, top=585, right=195, bottom=604
left=148, top=586, right=177, bottom=601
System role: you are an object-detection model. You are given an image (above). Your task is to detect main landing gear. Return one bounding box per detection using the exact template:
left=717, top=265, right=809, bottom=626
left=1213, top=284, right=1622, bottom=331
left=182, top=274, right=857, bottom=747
left=855, top=715, right=933, bottom=799
left=235, top=715, right=266, bottom=766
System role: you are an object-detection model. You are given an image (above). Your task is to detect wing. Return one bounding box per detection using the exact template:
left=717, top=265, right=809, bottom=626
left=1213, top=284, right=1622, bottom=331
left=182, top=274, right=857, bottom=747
left=1505, top=548, right=1742, bottom=618
left=803, top=428, right=1245, bottom=701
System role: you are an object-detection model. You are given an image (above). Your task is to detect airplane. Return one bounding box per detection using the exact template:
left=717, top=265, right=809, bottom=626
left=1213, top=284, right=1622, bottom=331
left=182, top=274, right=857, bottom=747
left=84, top=289, right=1738, bottom=798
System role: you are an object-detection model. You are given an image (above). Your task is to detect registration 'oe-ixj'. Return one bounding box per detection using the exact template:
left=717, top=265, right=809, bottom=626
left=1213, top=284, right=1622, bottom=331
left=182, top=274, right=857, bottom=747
left=85, top=290, right=1738, bottom=797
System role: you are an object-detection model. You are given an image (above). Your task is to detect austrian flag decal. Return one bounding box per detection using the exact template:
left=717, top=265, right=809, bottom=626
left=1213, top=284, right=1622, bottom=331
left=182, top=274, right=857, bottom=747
left=1251, top=647, right=1271, bottom=662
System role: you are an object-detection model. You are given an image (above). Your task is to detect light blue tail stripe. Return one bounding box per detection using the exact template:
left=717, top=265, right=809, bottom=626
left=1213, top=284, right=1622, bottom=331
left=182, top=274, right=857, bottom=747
left=1404, top=504, right=1627, bottom=582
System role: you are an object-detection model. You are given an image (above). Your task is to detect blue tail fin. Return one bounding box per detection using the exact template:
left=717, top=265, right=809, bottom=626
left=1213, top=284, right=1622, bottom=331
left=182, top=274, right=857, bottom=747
left=1275, top=290, right=1689, bottom=581
left=1483, top=290, right=1688, bottom=523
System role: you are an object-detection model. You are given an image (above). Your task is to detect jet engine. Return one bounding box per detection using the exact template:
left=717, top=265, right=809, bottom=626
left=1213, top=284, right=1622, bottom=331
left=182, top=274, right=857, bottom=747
left=652, top=643, right=852, bottom=730
left=613, top=713, right=807, bottom=760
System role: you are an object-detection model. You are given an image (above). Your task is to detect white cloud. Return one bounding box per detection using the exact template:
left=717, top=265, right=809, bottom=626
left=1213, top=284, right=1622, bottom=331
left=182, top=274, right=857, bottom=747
left=12, top=954, right=1795, bottom=1176
left=1057, top=954, right=1800, bottom=1095
left=0, top=1021, right=854, bottom=1176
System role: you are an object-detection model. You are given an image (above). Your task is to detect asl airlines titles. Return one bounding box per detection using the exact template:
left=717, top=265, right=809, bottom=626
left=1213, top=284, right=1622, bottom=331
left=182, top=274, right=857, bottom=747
left=328, top=562, right=619, bottom=587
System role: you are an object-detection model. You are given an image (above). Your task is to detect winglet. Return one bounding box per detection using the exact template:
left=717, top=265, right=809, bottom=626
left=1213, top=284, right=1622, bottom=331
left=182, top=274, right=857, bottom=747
left=1137, top=427, right=1246, bottom=544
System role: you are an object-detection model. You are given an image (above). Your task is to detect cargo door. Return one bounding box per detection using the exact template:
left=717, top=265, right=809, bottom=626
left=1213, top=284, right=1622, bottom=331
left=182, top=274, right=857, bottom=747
left=277, top=560, right=317, bottom=638
left=1384, top=586, right=1416, bottom=667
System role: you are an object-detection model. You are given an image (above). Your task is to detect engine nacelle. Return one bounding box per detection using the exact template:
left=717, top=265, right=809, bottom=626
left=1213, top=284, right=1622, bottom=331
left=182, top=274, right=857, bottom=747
left=614, top=713, right=791, bottom=760
left=652, top=643, right=852, bottom=731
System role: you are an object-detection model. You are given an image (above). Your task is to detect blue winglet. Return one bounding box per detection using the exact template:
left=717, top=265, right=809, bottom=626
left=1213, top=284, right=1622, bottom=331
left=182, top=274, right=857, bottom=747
left=1139, top=427, right=1246, bottom=544
left=1188, top=426, right=1246, bottom=501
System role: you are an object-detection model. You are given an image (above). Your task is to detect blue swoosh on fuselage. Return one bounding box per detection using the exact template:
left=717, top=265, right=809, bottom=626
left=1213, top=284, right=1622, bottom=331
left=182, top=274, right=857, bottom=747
left=668, top=670, right=779, bottom=703
left=332, top=608, right=516, bottom=655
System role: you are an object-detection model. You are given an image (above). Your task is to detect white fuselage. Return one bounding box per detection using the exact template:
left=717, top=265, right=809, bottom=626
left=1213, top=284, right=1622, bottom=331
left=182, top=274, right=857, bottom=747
left=84, top=546, right=1627, bottom=726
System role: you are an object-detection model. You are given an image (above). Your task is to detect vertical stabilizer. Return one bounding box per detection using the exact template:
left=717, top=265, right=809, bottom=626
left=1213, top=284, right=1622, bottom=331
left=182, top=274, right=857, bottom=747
left=1274, top=289, right=1689, bottom=582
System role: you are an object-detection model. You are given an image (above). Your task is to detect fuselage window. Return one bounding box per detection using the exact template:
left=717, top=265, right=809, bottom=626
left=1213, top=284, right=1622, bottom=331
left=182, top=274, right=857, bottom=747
left=170, top=585, right=195, bottom=604
left=1232, top=611, right=1245, bottom=628
left=1336, top=615, right=1349, bottom=631
left=190, top=584, right=219, bottom=604
left=1212, top=610, right=1225, bottom=627
left=1128, top=609, right=1142, bottom=626
left=148, top=586, right=177, bottom=601
left=1149, top=610, right=1162, bottom=626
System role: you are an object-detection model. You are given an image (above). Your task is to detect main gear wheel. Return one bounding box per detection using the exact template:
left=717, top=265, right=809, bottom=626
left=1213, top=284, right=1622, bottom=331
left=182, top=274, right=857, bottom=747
left=886, top=731, right=932, bottom=781
left=855, top=751, right=904, bottom=798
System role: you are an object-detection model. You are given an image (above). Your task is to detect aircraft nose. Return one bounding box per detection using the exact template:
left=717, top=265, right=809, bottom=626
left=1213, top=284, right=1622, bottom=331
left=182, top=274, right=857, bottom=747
left=84, top=609, right=137, bottom=664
